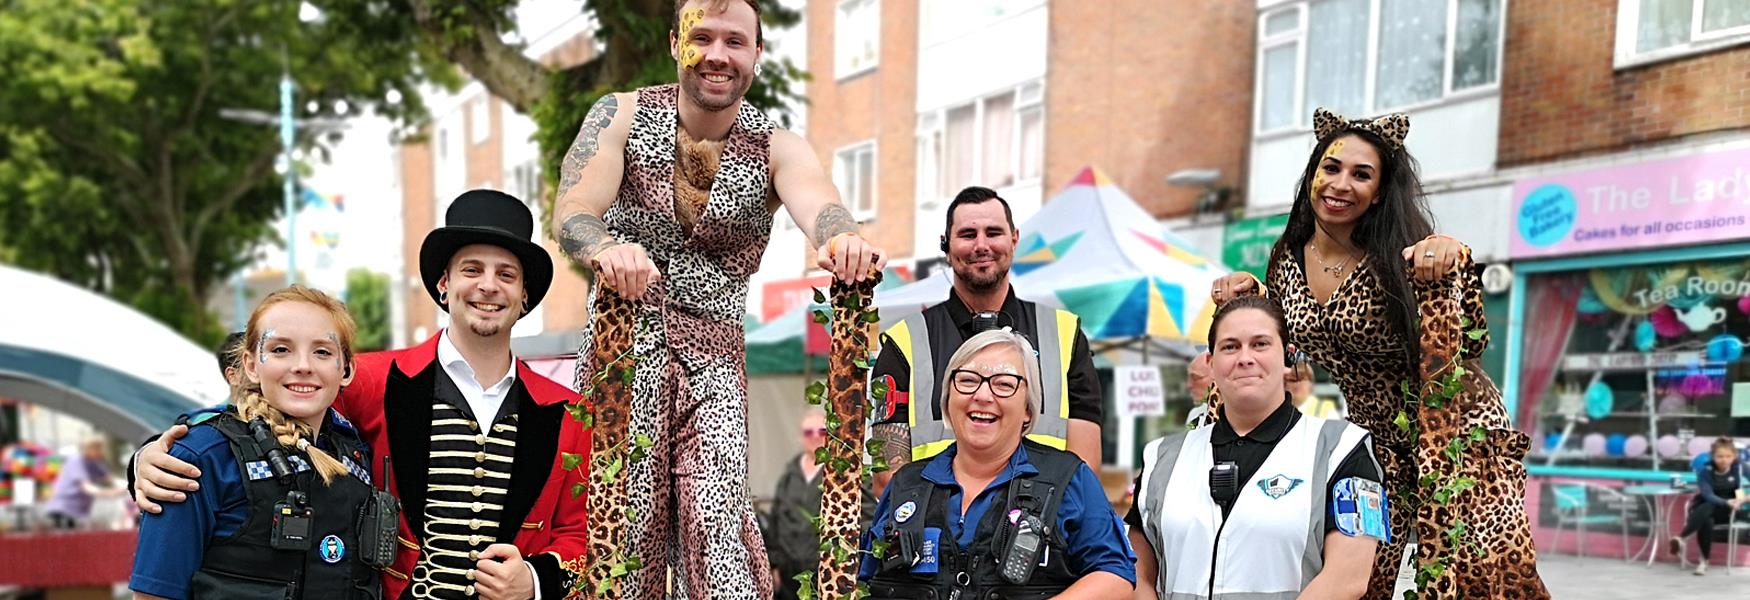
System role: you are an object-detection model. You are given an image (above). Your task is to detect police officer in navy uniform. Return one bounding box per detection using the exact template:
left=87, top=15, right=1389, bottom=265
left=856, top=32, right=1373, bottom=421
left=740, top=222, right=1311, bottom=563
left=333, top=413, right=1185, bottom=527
left=132, top=287, right=382, bottom=600
left=860, top=330, right=1134, bottom=600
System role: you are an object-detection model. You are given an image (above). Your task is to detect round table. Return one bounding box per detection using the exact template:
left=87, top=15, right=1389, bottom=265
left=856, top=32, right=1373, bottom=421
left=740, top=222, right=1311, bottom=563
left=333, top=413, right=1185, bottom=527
left=1622, top=484, right=1689, bottom=566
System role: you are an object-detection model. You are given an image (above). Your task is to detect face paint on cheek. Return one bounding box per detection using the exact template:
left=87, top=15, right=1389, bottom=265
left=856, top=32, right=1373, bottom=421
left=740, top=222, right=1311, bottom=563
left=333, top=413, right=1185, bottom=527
left=677, top=8, right=706, bottom=68
left=1311, top=139, right=1346, bottom=204
left=257, top=330, right=275, bottom=364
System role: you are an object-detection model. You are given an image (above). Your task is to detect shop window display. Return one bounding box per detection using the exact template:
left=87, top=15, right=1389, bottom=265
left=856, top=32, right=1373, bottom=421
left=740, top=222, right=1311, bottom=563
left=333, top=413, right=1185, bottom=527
left=1522, top=255, right=1750, bottom=471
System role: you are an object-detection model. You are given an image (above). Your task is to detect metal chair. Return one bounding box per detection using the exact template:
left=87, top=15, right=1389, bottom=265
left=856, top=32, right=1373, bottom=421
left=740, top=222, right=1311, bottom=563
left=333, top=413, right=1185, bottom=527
left=1549, top=482, right=1632, bottom=558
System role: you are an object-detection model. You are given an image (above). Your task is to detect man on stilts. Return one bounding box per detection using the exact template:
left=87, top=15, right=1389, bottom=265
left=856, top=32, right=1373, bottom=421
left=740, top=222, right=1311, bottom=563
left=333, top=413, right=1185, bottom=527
left=550, top=1, right=884, bottom=598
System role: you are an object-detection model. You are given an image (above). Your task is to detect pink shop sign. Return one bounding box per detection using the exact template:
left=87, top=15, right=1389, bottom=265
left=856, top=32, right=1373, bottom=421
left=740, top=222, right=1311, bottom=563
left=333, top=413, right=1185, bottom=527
left=1511, top=146, right=1750, bottom=259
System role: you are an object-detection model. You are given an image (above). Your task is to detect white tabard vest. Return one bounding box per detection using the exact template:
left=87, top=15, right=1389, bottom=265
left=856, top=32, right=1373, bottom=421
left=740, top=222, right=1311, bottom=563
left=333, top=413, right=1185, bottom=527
left=1137, top=414, right=1372, bottom=600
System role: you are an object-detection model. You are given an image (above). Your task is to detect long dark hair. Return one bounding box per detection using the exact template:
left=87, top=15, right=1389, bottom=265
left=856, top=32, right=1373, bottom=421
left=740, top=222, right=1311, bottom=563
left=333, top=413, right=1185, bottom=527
left=1272, top=127, right=1433, bottom=370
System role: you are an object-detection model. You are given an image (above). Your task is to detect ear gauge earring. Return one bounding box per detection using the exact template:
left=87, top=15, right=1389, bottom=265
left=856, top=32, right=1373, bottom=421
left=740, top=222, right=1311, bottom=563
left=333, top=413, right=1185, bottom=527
left=438, top=290, right=448, bottom=305
left=754, top=63, right=764, bottom=77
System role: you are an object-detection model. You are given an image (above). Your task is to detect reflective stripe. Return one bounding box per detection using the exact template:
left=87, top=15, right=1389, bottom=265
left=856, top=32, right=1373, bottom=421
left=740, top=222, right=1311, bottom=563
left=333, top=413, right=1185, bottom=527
left=1140, top=433, right=1187, bottom=596
left=1164, top=592, right=1299, bottom=600
left=888, top=309, right=1076, bottom=461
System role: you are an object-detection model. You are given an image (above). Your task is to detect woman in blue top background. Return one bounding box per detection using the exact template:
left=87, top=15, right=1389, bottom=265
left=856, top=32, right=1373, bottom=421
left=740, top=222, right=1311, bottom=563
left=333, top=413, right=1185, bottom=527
left=131, top=286, right=377, bottom=600
left=1669, top=436, right=1747, bottom=576
left=858, top=329, right=1134, bottom=599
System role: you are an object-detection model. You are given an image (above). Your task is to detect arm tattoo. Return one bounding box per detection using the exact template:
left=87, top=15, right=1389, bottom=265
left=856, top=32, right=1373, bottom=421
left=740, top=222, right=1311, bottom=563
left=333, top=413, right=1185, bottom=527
left=558, top=213, right=616, bottom=264
left=811, top=203, right=859, bottom=246
left=870, top=422, right=912, bottom=471
left=556, top=93, right=619, bottom=199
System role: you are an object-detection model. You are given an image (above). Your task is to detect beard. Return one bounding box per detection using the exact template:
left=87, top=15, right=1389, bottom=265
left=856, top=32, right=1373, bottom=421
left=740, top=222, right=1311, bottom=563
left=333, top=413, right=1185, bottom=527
left=467, top=318, right=505, bottom=338
left=680, top=64, right=752, bottom=113
left=954, top=259, right=1008, bottom=293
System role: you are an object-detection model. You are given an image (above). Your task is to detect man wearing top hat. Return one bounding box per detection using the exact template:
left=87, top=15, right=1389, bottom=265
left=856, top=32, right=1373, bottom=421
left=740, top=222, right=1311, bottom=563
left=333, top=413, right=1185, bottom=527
left=133, top=190, right=592, bottom=600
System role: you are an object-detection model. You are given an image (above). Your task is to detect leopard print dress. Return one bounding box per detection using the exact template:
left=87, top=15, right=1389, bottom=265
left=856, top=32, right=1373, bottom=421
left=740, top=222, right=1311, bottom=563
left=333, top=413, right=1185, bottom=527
left=1242, top=249, right=1550, bottom=599
left=574, top=84, right=776, bottom=600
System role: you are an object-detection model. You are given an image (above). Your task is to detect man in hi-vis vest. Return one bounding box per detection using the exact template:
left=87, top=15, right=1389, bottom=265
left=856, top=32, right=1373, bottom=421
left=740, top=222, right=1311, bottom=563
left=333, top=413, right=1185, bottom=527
left=870, top=187, right=1103, bottom=493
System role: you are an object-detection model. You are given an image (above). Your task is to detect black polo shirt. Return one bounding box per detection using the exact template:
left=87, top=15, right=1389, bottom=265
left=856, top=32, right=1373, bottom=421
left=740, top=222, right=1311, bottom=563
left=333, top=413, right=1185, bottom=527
left=871, top=285, right=1103, bottom=424
left=1124, top=398, right=1382, bottom=532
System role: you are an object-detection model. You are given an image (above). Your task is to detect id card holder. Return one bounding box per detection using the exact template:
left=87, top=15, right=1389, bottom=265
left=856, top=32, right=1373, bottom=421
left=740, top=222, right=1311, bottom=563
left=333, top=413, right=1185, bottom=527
left=1330, top=477, right=1392, bottom=543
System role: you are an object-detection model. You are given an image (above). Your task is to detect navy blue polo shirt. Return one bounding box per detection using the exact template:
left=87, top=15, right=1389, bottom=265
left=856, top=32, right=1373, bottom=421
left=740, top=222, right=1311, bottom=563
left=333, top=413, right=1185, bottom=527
left=858, top=443, right=1135, bottom=584
left=130, top=409, right=361, bottom=600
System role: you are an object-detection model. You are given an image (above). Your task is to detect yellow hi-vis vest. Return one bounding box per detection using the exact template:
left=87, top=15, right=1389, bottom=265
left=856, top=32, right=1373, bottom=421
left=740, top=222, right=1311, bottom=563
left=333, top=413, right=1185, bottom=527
left=883, top=308, right=1078, bottom=461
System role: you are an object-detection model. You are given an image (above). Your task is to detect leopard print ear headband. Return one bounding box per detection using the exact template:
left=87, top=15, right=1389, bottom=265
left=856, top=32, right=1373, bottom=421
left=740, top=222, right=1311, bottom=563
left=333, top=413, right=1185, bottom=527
left=1313, top=107, right=1410, bottom=152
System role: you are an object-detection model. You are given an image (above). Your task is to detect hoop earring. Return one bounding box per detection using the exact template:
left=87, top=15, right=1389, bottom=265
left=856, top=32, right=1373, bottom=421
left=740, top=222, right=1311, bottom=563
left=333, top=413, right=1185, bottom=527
left=438, top=290, right=448, bottom=305
left=754, top=63, right=764, bottom=77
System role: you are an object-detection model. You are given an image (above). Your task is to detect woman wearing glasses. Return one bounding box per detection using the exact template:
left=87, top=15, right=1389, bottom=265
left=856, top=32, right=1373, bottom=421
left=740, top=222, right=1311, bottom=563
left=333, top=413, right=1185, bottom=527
left=859, top=329, right=1134, bottom=599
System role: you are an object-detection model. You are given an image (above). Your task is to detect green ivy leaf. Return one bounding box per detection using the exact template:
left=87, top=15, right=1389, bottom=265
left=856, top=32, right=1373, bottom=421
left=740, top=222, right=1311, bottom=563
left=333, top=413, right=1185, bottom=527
left=806, top=380, right=828, bottom=405
left=813, top=310, right=831, bottom=325
left=832, top=456, right=853, bottom=474
left=867, top=438, right=886, bottom=455
left=570, top=481, right=586, bottom=499
left=1393, top=410, right=1411, bottom=432
left=604, top=455, right=625, bottom=479
left=1466, top=328, right=1487, bottom=341
left=872, top=456, right=889, bottom=473
left=561, top=452, right=583, bottom=471
left=871, top=538, right=891, bottom=559
left=854, top=356, right=870, bottom=369
left=814, top=446, right=830, bottom=465
left=620, top=366, right=635, bottom=385
left=870, top=380, right=889, bottom=401
left=635, top=433, right=654, bottom=449
left=813, top=288, right=827, bottom=304
left=624, top=554, right=643, bottom=570
left=794, top=572, right=817, bottom=600
left=860, top=311, right=881, bottom=324
left=625, top=507, right=637, bottom=522
left=1469, top=426, right=1487, bottom=442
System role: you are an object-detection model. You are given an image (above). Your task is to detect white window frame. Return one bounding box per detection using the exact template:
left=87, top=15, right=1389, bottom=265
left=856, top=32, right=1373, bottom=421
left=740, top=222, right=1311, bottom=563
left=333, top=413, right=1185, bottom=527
left=469, top=97, right=491, bottom=145
left=833, top=140, right=879, bottom=221
left=835, top=0, right=880, bottom=80
left=1614, top=0, right=1750, bottom=69
left=914, top=80, right=1046, bottom=210
left=1253, top=0, right=1507, bottom=136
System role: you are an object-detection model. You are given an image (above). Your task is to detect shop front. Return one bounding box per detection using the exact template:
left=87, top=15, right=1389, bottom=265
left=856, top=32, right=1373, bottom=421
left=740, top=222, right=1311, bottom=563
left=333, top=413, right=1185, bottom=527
left=1505, top=143, right=1750, bottom=563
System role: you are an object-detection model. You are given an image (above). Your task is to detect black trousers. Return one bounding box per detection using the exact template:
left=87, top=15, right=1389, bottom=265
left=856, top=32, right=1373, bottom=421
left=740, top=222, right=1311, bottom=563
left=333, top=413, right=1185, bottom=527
left=1678, top=501, right=1734, bottom=559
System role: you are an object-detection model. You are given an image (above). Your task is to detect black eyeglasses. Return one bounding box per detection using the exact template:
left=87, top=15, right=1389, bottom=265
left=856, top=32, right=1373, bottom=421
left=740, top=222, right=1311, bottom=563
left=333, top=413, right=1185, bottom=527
left=949, top=369, right=1025, bottom=398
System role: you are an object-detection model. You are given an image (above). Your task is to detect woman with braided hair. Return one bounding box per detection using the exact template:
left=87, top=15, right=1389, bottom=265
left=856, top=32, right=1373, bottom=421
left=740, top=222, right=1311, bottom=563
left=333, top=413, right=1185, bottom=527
left=132, top=286, right=381, bottom=600
left=1207, top=108, right=1549, bottom=598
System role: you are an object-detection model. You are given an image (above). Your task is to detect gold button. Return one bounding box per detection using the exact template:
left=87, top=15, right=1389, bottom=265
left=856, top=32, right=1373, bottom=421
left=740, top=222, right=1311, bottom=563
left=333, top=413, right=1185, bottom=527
left=472, top=502, right=485, bottom=512
left=469, top=520, right=481, bottom=530
left=465, top=584, right=476, bottom=596
left=475, top=434, right=487, bottom=445
left=469, top=421, right=479, bottom=431
left=493, top=424, right=506, bottom=433
left=472, top=486, right=484, bottom=497
left=469, top=550, right=480, bottom=560
left=474, top=452, right=486, bottom=463
left=470, top=535, right=483, bottom=545
left=466, top=570, right=476, bottom=581
left=474, top=467, right=486, bottom=478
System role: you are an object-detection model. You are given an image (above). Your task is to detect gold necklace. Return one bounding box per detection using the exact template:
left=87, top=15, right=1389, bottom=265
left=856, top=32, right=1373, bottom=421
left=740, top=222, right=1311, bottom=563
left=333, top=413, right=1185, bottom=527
left=1309, top=242, right=1354, bottom=275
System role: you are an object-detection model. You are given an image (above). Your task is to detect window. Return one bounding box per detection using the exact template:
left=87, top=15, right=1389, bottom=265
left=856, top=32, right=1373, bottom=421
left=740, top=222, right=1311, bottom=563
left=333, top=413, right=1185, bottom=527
left=1256, top=0, right=1504, bottom=133
left=470, top=98, right=491, bottom=145
left=916, top=81, right=1045, bottom=206
left=1616, top=0, right=1750, bottom=67
left=921, top=0, right=1042, bottom=45
left=835, top=0, right=880, bottom=78
left=833, top=141, right=877, bottom=219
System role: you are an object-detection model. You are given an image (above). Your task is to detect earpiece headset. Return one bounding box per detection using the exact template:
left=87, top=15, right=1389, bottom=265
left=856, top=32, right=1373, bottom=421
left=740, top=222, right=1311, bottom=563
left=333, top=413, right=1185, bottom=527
left=939, top=236, right=949, bottom=253
left=1285, top=349, right=1305, bottom=369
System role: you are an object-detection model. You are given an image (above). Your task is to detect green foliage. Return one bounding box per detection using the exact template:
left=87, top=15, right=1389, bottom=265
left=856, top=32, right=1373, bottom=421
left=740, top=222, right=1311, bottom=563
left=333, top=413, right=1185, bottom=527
left=344, top=268, right=390, bottom=351
left=0, top=0, right=437, bottom=345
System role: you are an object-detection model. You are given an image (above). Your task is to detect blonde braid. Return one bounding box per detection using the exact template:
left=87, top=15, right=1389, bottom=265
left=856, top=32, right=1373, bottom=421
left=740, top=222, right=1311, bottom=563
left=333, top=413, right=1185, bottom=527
left=236, top=387, right=350, bottom=484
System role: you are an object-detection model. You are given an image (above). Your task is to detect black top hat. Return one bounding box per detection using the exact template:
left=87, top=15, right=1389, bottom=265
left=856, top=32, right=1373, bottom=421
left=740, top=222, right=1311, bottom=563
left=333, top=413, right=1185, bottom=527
left=419, top=189, right=554, bottom=313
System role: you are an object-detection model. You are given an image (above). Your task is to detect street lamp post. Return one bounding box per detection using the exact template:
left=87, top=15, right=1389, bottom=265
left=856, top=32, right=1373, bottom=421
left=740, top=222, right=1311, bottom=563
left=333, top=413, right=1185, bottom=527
left=280, top=74, right=298, bottom=286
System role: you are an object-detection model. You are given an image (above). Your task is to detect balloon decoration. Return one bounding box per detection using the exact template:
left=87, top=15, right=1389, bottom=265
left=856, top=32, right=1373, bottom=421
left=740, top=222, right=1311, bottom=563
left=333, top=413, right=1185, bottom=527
left=1635, top=320, right=1658, bottom=352
left=1625, top=435, right=1649, bottom=458
left=1605, top=433, right=1628, bottom=456
left=1680, top=372, right=1718, bottom=397
left=1583, top=433, right=1608, bottom=457
left=1649, top=305, right=1688, bottom=338
left=1578, top=286, right=1609, bottom=322
left=1738, top=294, right=1750, bottom=316
left=1657, top=435, right=1683, bottom=458
left=1658, top=392, right=1690, bottom=413
left=1706, top=334, right=1745, bottom=363
left=1585, top=381, right=1615, bottom=419
left=1688, top=437, right=1715, bottom=458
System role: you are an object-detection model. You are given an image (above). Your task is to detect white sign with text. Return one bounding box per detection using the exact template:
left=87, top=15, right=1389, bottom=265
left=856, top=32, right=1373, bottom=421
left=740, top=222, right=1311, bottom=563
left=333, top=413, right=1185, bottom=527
left=1116, top=366, right=1166, bottom=418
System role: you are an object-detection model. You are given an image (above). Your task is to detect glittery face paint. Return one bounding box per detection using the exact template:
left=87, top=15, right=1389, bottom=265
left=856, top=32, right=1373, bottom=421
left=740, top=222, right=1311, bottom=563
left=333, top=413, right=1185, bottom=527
left=1310, top=138, right=1346, bottom=205
left=257, top=329, right=275, bottom=364
left=677, top=8, right=706, bottom=68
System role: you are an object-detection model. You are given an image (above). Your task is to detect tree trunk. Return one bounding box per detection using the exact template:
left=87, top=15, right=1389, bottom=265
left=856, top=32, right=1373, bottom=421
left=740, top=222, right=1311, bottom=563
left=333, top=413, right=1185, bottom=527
left=405, top=0, right=554, bottom=112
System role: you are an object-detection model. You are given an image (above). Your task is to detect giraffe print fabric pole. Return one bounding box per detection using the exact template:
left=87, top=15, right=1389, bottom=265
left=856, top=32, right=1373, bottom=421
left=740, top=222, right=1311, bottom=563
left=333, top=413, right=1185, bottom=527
left=584, top=284, right=638, bottom=598
left=814, top=267, right=882, bottom=600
